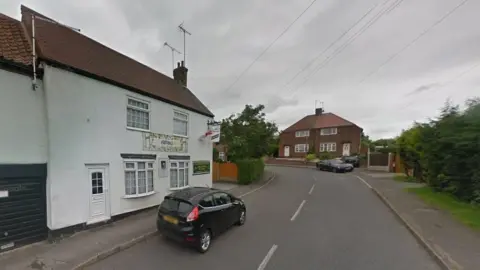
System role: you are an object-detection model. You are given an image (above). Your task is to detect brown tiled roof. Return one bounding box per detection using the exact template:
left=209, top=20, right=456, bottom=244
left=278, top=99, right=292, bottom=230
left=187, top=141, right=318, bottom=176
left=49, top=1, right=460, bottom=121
left=0, top=14, right=31, bottom=66
left=283, top=113, right=358, bottom=132
left=18, top=6, right=213, bottom=117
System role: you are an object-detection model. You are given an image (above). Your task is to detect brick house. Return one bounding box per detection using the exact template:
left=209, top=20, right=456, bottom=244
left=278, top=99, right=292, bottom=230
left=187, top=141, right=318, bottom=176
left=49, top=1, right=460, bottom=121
left=279, top=108, right=362, bottom=158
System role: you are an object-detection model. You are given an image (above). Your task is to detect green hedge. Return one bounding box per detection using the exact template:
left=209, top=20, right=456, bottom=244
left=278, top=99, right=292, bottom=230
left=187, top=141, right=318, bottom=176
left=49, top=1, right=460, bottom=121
left=236, top=158, right=265, bottom=185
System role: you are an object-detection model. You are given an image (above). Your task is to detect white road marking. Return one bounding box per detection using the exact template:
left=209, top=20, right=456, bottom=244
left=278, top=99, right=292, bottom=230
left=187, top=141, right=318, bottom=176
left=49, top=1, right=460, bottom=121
left=238, top=173, right=276, bottom=198
left=312, top=175, right=317, bottom=181
left=257, top=244, right=278, bottom=270
left=308, top=184, right=315, bottom=195
left=355, top=175, right=372, bottom=189
left=290, top=200, right=306, bottom=221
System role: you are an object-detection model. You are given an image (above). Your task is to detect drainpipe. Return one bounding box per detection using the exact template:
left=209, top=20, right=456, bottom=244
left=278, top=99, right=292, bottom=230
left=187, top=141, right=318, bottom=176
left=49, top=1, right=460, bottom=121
left=31, top=14, right=37, bottom=90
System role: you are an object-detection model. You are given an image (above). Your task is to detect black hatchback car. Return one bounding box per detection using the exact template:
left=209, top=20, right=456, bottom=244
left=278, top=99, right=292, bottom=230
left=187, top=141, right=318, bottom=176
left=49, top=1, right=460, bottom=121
left=157, top=187, right=246, bottom=253
left=316, top=159, right=354, bottom=173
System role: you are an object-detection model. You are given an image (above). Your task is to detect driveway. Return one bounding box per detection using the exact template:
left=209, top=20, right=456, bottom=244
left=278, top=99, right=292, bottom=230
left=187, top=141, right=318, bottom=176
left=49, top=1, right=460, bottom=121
left=86, top=166, right=440, bottom=270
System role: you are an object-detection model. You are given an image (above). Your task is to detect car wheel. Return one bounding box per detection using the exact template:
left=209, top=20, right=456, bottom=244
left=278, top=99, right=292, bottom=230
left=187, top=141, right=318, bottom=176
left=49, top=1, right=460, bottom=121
left=197, top=229, right=212, bottom=253
left=236, top=209, right=246, bottom=226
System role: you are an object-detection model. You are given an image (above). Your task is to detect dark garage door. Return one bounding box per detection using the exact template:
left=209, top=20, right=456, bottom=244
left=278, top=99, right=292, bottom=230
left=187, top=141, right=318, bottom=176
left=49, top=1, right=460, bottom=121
left=0, top=164, right=47, bottom=252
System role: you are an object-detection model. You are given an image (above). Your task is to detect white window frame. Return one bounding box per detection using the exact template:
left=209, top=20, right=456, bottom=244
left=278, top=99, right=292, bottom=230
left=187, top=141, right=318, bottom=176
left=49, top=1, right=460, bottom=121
left=169, top=160, right=190, bottom=190
left=173, top=111, right=189, bottom=137
left=294, top=144, right=309, bottom=153
left=320, top=143, right=337, bottom=152
left=126, top=97, right=150, bottom=131
left=295, top=130, right=310, bottom=137
left=124, top=160, right=155, bottom=198
left=320, top=128, right=337, bottom=136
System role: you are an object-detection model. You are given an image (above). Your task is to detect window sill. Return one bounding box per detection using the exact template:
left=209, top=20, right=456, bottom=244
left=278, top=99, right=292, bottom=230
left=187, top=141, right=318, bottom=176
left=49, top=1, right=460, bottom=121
left=126, top=127, right=150, bottom=133
left=123, top=191, right=156, bottom=199
left=169, top=186, right=190, bottom=191
left=173, top=134, right=189, bottom=138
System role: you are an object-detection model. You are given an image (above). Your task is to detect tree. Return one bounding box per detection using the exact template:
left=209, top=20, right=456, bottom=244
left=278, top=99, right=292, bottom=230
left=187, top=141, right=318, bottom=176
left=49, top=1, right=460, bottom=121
left=220, top=104, right=278, bottom=162
left=396, top=123, right=428, bottom=179
left=396, top=98, right=480, bottom=203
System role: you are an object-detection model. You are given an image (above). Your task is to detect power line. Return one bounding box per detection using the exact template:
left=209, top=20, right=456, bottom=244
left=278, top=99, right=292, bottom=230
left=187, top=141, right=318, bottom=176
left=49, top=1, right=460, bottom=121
left=279, top=3, right=378, bottom=90
left=223, top=0, right=320, bottom=93
left=359, top=0, right=470, bottom=83
left=288, top=0, right=405, bottom=97
left=290, top=0, right=404, bottom=96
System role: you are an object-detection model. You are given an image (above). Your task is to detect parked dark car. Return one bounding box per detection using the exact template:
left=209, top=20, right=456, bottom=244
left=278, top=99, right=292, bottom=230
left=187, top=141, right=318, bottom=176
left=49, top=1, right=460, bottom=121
left=342, top=155, right=360, bottom=168
left=156, top=187, right=246, bottom=253
left=316, top=159, right=354, bottom=173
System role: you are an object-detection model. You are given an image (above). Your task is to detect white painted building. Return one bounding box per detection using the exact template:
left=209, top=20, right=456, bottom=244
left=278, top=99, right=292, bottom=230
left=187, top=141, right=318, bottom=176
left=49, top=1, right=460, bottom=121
left=0, top=6, right=214, bottom=250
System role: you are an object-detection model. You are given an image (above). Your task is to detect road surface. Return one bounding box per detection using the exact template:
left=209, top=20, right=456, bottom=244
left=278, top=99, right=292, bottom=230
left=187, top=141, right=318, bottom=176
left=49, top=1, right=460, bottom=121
left=87, top=166, right=440, bottom=270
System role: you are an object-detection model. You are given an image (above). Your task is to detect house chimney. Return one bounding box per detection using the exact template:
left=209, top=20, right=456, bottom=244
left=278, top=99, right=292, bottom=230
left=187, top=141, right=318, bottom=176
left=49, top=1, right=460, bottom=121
left=173, top=60, right=188, bottom=87
left=315, top=100, right=324, bottom=115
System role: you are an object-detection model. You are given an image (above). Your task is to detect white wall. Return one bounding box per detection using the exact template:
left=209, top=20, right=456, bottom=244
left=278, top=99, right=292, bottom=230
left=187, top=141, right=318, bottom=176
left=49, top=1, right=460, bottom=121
left=0, top=69, right=48, bottom=164
left=43, top=65, right=213, bottom=230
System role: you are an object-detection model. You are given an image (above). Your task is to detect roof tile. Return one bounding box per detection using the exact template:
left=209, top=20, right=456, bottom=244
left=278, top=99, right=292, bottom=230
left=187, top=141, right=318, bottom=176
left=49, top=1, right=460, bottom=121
left=0, top=14, right=31, bottom=66
left=283, top=112, right=359, bottom=132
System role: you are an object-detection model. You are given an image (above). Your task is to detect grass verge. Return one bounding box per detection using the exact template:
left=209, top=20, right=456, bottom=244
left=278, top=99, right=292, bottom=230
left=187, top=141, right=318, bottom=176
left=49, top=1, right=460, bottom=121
left=406, top=186, right=480, bottom=230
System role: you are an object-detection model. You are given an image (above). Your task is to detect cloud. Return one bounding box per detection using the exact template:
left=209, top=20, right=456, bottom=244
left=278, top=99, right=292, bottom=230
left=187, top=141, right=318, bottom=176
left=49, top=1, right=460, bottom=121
left=3, top=0, right=479, bottom=139
left=405, top=83, right=440, bottom=97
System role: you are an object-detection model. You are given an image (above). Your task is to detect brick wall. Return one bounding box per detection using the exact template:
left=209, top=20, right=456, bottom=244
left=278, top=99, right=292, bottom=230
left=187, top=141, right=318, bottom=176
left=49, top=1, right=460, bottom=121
left=279, top=125, right=362, bottom=158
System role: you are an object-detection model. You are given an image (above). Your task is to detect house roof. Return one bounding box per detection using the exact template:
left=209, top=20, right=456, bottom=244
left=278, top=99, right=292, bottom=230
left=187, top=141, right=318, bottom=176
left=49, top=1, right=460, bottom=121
left=0, top=6, right=213, bottom=117
left=283, top=112, right=359, bottom=132
left=0, top=14, right=32, bottom=67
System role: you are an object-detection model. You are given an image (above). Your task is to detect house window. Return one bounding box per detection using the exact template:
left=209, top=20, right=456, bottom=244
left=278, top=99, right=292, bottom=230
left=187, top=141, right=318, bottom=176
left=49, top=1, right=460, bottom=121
left=320, top=143, right=336, bottom=152
left=127, top=98, right=150, bottom=130
left=219, top=152, right=225, bottom=161
left=295, top=130, right=309, bottom=137
left=320, top=128, right=337, bottom=136
left=294, top=144, right=309, bottom=153
left=170, top=161, right=189, bottom=189
left=124, top=161, right=154, bottom=196
left=173, top=111, right=188, bottom=136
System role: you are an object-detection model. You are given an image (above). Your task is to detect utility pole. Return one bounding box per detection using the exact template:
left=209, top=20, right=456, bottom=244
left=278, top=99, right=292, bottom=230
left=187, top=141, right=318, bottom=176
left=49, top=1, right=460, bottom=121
left=178, top=22, right=191, bottom=64
left=163, top=42, right=182, bottom=70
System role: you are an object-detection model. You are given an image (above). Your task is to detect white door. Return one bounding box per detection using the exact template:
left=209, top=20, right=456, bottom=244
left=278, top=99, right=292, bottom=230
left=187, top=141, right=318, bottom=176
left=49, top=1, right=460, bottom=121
left=87, top=166, right=110, bottom=224
left=284, top=146, right=290, bottom=157
left=342, top=143, right=351, bottom=156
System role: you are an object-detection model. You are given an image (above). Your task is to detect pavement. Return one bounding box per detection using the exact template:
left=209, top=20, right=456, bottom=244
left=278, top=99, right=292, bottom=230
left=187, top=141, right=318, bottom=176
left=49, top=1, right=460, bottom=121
left=85, top=166, right=440, bottom=270
left=358, top=170, right=480, bottom=270
left=212, top=181, right=238, bottom=191
left=0, top=209, right=157, bottom=270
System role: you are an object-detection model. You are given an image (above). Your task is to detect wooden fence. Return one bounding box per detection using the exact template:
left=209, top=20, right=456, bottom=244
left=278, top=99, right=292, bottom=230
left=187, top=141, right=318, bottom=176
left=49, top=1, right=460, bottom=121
left=212, top=162, right=238, bottom=182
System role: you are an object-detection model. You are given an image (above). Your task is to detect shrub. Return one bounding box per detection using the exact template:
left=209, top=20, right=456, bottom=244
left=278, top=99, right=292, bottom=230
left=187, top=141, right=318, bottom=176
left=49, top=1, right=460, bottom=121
left=318, top=152, right=332, bottom=160
left=306, top=153, right=316, bottom=161
left=236, top=158, right=265, bottom=185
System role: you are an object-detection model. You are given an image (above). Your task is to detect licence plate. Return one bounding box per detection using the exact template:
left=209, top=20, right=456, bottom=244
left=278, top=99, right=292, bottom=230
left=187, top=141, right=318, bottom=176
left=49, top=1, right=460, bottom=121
left=163, top=215, right=178, bottom=225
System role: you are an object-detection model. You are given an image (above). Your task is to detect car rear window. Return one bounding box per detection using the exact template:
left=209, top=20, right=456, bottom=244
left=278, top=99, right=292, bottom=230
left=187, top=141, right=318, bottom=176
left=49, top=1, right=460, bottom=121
left=160, top=198, right=193, bottom=214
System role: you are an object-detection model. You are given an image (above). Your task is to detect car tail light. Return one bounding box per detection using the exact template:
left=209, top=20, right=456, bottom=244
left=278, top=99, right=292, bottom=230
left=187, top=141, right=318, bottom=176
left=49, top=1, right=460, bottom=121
left=186, top=206, right=199, bottom=222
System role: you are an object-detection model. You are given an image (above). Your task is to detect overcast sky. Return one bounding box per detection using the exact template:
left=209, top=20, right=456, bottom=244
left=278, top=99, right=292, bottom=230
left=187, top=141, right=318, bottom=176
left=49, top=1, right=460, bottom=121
left=2, top=0, right=479, bottom=139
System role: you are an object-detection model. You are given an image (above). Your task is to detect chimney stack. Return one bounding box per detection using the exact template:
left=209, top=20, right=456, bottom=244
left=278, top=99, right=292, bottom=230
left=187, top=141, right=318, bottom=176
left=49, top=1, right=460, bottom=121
left=315, top=100, right=324, bottom=115
left=173, top=60, right=188, bottom=87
